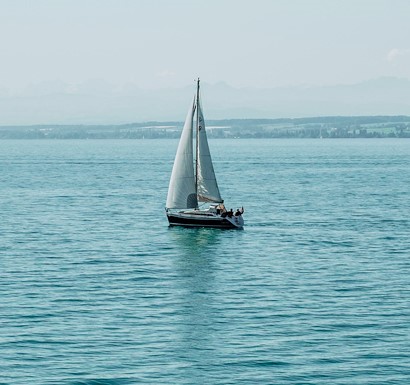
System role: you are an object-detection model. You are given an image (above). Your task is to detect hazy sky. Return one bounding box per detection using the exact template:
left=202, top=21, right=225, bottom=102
left=1, top=0, right=410, bottom=91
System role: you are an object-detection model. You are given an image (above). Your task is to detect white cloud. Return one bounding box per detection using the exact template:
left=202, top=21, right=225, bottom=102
left=387, top=48, right=410, bottom=63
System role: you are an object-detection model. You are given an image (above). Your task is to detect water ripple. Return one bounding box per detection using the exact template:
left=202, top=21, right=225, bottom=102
left=1, top=139, right=410, bottom=384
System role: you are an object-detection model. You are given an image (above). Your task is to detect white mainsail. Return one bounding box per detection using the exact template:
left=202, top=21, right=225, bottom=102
left=166, top=98, right=198, bottom=209
left=196, top=99, right=223, bottom=203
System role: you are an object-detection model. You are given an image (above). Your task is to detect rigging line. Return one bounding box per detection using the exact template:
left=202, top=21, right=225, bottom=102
left=195, top=77, right=200, bottom=209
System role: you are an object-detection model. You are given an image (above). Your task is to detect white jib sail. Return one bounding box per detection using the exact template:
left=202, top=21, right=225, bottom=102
left=196, top=100, right=223, bottom=203
left=166, top=98, right=198, bottom=209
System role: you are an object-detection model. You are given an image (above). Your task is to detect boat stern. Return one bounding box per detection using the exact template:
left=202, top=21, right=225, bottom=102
left=226, top=215, right=244, bottom=229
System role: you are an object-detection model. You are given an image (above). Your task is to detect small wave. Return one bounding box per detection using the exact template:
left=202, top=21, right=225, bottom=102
left=68, top=378, right=132, bottom=385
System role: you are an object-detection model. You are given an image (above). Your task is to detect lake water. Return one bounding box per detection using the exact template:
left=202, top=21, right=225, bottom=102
left=1, top=139, right=410, bottom=384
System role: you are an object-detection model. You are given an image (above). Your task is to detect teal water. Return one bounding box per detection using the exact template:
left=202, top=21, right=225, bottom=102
left=1, top=139, right=410, bottom=384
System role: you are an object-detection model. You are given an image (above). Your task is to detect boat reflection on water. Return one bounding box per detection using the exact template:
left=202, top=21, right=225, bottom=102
left=167, top=227, right=222, bottom=372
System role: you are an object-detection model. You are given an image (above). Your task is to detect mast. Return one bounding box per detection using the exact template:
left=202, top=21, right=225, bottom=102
left=195, top=78, right=200, bottom=209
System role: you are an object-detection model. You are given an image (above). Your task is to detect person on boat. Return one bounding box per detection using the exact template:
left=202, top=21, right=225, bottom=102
left=227, top=209, right=233, bottom=218
left=235, top=208, right=242, bottom=216
left=216, top=203, right=226, bottom=215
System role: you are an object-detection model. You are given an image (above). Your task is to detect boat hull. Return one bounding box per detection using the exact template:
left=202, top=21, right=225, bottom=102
left=166, top=211, right=244, bottom=229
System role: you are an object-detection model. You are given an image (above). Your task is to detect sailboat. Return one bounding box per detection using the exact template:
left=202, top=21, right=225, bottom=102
left=165, top=79, right=244, bottom=229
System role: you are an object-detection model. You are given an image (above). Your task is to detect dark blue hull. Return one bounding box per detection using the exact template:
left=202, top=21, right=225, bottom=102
left=166, top=212, right=243, bottom=229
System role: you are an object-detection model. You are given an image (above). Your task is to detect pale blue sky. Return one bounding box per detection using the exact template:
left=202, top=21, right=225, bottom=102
left=1, top=0, right=409, bottom=91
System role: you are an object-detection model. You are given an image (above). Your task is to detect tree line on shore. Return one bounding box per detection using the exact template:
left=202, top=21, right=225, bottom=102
left=1, top=116, right=409, bottom=139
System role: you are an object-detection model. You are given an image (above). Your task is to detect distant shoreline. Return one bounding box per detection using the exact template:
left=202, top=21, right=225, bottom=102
left=1, top=116, right=410, bottom=139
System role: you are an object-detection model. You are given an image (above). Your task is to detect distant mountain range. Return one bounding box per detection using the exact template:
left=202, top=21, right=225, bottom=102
left=1, top=77, right=410, bottom=125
